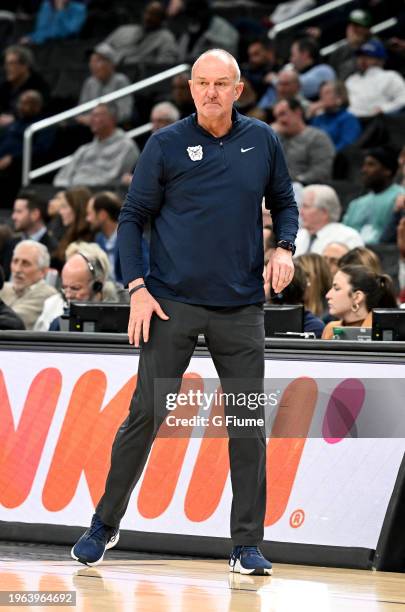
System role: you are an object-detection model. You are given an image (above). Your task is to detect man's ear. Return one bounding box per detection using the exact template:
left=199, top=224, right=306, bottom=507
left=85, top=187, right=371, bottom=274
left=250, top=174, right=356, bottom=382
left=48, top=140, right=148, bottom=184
left=234, top=81, right=244, bottom=101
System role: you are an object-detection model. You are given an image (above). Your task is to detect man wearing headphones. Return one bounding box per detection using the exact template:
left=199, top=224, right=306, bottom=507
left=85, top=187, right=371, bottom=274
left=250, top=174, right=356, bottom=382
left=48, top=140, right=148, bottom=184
left=35, top=250, right=106, bottom=331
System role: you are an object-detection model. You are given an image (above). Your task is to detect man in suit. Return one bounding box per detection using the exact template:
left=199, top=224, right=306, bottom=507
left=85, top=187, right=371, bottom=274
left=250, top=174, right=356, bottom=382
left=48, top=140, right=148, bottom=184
left=12, top=189, right=58, bottom=254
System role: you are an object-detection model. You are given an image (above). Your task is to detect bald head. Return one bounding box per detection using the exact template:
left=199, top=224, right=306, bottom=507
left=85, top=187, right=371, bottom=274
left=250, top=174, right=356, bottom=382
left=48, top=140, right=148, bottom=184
left=191, top=49, right=241, bottom=83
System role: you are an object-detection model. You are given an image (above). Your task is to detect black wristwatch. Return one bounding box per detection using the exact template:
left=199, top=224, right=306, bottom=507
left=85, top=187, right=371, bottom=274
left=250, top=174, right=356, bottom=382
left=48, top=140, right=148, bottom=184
left=276, top=240, right=296, bottom=255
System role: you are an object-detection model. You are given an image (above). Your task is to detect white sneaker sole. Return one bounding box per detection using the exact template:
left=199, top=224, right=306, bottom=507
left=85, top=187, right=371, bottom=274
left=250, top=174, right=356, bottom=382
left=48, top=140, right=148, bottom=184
left=71, top=531, right=120, bottom=566
left=229, top=558, right=272, bottom=575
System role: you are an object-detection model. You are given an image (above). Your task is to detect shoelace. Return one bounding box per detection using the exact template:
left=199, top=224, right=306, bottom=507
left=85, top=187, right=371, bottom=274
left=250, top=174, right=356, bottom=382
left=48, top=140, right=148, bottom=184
left=88, top=516, right=111, bottom=541
left=241, top=546, right=261, bottom=557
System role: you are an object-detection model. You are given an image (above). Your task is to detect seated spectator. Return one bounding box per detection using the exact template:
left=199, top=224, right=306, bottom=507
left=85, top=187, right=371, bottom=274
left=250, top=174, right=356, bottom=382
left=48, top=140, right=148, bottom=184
left=104, top=1, right=178, bottom=66
left=122, top=101, right=180, bottom=186
left=47, top=190, right=65, bottom=241
left=0, top=239, right=57, bottom=329
left=289, top=37, right=336, bottom=100
left=0, top=224, right=15, bottom=279
left=258, top=69, right=309, bottom=115
left=398, top=217, right=405, bottom=302
left=177, top=0, right=239, bottom=62
left=295, top=252, right=332, bottom=318
left=36, top=246, right=115, bottom=331
left=242, top=39, right=279, bottom=98
left=21, top=0, right=86, bottom=45
left=0, top=91, right=54, bottom=208
left=309, top=81, right=362, bottom=151
left=346, top=40, right=405, bottom=118
left=170, top=73, right=194, bottom=118
left=322, top=242, right=349, bottom=276
left=269, top=262, right=325, bottom=338
left=54, top=103, right=139, bottom=188
left=12, top=189, right=57, bottom=254
left=338, top=246, right=382, bottom=274
left=78, top=44, right=133, bottom=125
left=53, top=186, right=92, bottom=266
left=273, top=99, right=335, bottom=184
left=86, top=191, right=150, bottom=284
left=0, top=46, right=49, bottom=127
left=329, top=9, right=374, bottom=80
left=343, top=148, right=404, bottom=244
left=322, top=264, right=397, bottom=338
left=295, top=184, right=363, bottom=256
left=0, top=265, right=25, bottom=329
left=379, top=146, right=405, bottom=243
left=150, top=101, right=180, bottom=132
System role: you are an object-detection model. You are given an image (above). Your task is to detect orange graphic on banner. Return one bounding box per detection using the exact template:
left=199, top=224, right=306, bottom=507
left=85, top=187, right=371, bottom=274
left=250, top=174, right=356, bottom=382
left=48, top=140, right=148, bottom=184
left=265, top=378, right=318, bottom=526
left=0, top=368, right=61, bottom=508
left=184, top=389, right=229, bottom=522
left=137, top=374, right=203, bottom=519
left=42, top=370, right=136, bottom=510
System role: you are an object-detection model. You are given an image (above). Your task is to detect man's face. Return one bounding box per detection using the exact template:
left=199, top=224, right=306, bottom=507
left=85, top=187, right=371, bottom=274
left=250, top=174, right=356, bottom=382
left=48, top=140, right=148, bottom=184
left=273, top=101, right=302, bottom=135
left=356, top=54, right=380, bottom=73
left=17, top=92, right=40, bottom=119
left=189, top=55, right=243, bottom=123
left=171, top=75, right=192, bottom=105
left=361, top=155, right=390, bottom=189
left=89, top=53, right=114, bottom=82
left=143, top=1, right=164, bottom=29
left=90, top=105, right=114, bottom=137
left=276, top=72, right=299, bottom=99
left=12, top=199, right=32, bottom=232
left=4, top=52, right=28, bottom=82
left=11, top=244, right=45, bottom=291
left=300, top=190, right=328, bottom=233
left=290, top=43, right=308, bottom=71
left=61, top=256, right=93, bottom=302
left=151, top=109, right=173, bottom=132
left=322, top=243, right=349, bottom=276
left=346, top=23, right=369, bottom=47
left=248, top=43, right=271, bottom=69
left=86, top=198, right=100, bottom=231
left=319, top=83, right=339, bottom=110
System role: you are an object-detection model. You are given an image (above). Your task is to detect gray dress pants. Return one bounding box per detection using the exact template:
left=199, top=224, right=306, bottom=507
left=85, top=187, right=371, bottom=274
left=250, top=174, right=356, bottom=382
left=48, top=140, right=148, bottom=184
left=96, top=297, right=266, bottom=545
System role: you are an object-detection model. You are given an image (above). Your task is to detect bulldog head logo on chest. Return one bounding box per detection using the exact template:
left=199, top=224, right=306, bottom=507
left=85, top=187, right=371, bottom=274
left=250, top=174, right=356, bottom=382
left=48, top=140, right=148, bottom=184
left=187, top=145, right=203, bottom=161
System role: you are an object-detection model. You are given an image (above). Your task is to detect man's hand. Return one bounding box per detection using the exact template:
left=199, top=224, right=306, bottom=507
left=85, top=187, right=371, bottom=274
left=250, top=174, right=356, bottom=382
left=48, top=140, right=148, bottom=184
left=128, top=283, right=169, bottom=347
left=266, top=247, right=294, bottom=294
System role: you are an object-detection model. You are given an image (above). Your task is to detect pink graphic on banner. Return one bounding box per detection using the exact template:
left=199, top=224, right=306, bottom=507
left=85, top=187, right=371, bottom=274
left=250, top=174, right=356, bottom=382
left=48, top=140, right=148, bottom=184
left=322, top=379, right=366, bottom=444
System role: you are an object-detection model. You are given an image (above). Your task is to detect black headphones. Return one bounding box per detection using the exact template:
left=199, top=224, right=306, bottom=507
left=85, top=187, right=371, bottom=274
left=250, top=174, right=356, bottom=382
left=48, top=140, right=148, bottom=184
left=77, top=251, right=104, bottom=296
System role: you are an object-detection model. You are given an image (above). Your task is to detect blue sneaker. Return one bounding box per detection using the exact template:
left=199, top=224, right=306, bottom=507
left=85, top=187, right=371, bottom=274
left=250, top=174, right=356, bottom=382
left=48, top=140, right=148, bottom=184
left=229, top=546, right=272, bottom=575
left=71, top=514, right=119, bottom=566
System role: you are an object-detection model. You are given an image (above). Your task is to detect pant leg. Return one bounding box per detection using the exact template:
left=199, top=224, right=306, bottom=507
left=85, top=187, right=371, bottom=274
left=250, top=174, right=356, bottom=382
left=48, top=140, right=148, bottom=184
left=205, top=304, right=266, bottom=546
left=96, top=298, right=203, bottom=528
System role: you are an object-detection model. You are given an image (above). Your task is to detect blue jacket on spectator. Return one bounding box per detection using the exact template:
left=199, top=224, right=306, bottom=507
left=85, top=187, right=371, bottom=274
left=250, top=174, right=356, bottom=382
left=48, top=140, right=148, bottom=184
left=0, top=117, right=54, bottom=160
left=310, top=108, right=362, bottom=151
left=28, top=0, right=86, bottom=44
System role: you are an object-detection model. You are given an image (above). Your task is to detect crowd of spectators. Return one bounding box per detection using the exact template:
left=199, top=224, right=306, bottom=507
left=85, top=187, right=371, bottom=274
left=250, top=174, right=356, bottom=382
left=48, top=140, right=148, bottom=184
left=0, top=0, right=404, bottom=335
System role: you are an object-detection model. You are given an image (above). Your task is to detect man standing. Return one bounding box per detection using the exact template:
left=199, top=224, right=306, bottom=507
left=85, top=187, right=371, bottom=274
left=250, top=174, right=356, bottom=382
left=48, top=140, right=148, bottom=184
left=72, top=49, right=298, bottom=575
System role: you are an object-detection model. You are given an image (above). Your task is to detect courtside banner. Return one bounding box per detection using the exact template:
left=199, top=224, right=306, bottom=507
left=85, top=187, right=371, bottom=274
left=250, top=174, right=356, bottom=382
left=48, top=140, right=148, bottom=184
left=0, top=350, right=404, bottom=549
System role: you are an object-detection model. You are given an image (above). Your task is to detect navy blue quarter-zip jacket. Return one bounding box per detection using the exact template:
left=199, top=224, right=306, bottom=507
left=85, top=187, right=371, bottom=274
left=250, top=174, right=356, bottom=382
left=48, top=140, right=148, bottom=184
left=118, top=110, right=298, bottom=306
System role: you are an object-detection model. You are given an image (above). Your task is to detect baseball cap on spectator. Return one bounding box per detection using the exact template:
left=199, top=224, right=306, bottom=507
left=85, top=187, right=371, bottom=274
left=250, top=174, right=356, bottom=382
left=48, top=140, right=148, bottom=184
left=367, top=147, right=399, bottom=176
left=356, top=39, right=387, bottom=59
left=348, top=9, right=372, bottom=28
left=91, top=43, right=118, bottom=66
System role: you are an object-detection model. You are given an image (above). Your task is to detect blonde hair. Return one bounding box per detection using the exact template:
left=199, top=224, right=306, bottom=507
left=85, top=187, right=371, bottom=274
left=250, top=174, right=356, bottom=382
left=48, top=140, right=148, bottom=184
left=296, top=253, right=332, bottom=316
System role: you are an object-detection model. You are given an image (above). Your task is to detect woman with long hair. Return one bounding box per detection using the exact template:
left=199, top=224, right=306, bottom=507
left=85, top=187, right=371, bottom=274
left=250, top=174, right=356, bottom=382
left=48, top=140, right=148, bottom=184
left=53, top=186, right=93, bottom=268
left=295, top=253, right=332, bottom=317
left=322, top=264, right=397, bottom=339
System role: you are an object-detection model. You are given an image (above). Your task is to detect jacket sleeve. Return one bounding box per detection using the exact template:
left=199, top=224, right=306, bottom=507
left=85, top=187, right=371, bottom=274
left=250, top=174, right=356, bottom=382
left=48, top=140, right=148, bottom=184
left=118, top=135, right=165, bottom=284
left=265, top=133, right=299, bottom=243
left=297, top=131, right=334, bottom=184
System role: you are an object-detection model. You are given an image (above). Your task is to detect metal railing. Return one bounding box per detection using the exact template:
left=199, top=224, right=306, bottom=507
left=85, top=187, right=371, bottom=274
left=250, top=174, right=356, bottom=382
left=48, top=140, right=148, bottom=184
left=269, top=0, right=355, bottom=38
left=23, top=63, right=190, bottom=186
left=320, top=17, right=398, bottom=56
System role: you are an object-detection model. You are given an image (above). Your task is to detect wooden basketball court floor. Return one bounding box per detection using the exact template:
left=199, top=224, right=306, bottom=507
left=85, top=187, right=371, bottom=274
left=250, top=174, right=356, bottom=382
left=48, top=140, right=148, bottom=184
left=0, top=542, right=404, bottom=611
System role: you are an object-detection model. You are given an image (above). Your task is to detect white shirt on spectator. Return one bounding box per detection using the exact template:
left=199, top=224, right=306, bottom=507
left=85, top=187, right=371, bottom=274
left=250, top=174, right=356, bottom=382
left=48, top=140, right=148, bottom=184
left=346, top=66, right=405, bottom=117
left=294, top=222, right=364, bottom=257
